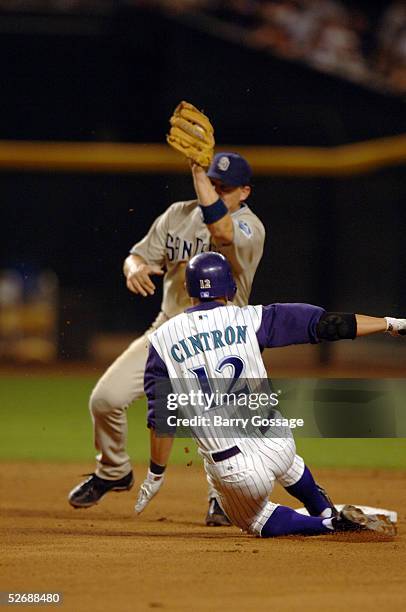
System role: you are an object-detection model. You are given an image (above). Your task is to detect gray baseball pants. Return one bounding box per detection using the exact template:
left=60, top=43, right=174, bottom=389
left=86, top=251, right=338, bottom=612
left=90, top=312, right=168, bottom=480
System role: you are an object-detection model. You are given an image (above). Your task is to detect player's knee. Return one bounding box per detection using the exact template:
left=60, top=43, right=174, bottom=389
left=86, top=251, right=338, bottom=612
left=277, top=454, right=305, bottom=487
left=89, top=385, right=128, bottom=416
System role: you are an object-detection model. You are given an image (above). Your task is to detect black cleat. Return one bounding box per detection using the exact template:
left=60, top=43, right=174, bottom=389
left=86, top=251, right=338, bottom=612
left=316, top=483, right=339, bottom=518
left=333, top=504, right=397, bottom=535
left=68, top=471, right=134, bottom=508
left=205, top=498, right=232, bottom=527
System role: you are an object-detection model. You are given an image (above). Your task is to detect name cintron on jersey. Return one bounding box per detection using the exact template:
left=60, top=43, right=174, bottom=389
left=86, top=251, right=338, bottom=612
left=170, top=325, right=248, bottom=363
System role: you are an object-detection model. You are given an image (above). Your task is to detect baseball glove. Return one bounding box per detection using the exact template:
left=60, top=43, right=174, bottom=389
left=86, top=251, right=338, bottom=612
left=166, top=101, right=215, bottom=168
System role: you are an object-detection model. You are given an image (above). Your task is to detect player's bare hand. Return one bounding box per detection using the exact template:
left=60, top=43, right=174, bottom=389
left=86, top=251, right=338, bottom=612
left=126, top=263, right=164, bottom=297
left=190, top=159, right=205, bottom=174
left=134, top=470, right=165, bottom=515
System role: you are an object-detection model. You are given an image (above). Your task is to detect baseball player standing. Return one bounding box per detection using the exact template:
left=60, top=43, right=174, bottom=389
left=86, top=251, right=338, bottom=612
left=134, top=252, right=399, bottom=537
left=68, top=103, right=266, bottom=526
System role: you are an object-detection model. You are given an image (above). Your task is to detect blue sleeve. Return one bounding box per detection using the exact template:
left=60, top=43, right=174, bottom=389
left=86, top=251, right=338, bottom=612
left=256, top=303, right=325, bottom=350
left=144, top=343, right=170, bottom=429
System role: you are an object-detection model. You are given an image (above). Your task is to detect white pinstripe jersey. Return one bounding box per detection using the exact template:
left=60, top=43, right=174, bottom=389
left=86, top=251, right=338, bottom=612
left=146, top=300, right=323, bottom=534
left=149, top=303, right=267, bottom=453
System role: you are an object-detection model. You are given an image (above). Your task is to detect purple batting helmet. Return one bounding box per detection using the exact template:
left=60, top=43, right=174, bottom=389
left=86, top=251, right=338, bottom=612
left=186, top=252, right=237, bottom=301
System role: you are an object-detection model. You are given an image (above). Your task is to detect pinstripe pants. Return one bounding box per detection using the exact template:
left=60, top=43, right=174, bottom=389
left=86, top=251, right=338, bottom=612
left=203, top=438, right=304, bottom=535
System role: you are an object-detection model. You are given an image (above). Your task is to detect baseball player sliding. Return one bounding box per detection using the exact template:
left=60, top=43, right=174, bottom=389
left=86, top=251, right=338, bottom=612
left=134, top=252, right=400, bottom=537
left=68, top=102, right=265, bottom=525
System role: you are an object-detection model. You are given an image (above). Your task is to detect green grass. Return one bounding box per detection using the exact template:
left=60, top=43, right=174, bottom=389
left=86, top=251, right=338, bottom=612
left=295, top=438, right=406, bottom=469
left=0, top=376, right=201, bottom=464
left=0, top=375, right=405, bottom=468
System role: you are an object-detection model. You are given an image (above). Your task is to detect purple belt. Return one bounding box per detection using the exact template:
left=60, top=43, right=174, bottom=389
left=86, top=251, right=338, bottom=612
left=211, top=445, right=241, bottom=463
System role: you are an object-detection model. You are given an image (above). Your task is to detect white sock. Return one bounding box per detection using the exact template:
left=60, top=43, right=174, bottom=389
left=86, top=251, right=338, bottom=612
left=322, top=517, right=334, bottom=531
left=320, top=507, right=332, bottom=518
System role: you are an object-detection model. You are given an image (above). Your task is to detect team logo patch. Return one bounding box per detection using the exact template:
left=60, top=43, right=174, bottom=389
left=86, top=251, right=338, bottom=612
left=217, top=156, right=230, bottom=171
left=238, top=220, right=252, bottom=237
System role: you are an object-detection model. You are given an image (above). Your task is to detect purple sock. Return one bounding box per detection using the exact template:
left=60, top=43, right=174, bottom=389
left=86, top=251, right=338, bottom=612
left=261, top=505, right=331, bottom=537
left=285, top=466, right=331, bottom=516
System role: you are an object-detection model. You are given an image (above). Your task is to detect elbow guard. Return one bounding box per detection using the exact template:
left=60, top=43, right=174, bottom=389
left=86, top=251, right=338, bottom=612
left=316, top=312, right=357, bottom=341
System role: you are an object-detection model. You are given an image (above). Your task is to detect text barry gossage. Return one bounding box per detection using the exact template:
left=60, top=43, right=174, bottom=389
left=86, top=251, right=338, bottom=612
left=164, top=390, right=304, bottom=430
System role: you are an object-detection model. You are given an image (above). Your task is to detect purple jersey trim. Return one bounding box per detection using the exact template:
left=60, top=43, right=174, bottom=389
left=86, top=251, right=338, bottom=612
left=256, top=303, right=325, bottom=350
left=144, top=343, right=170, bottom=429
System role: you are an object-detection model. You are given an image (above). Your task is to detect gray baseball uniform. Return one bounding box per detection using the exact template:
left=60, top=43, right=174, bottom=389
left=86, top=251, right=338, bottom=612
left=90, top=199, right=265, bottom=479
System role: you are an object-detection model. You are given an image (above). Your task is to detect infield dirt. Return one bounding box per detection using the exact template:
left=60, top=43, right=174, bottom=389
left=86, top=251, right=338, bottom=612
left=2, top=462, right=405, bottom=612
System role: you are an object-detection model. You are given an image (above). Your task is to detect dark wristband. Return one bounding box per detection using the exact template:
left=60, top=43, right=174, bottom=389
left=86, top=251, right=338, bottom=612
left=199, top=198, right=228, bottom=224
left=150, top=460, right=166, bottom=475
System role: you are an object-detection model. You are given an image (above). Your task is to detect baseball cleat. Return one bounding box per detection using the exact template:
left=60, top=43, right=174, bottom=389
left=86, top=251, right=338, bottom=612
left=334, top=504, right=397, bottom=535
left=205, top=498, right=232, bottom=527
left=316, top=483, right=339, bottom=518
left=68, top=471, right=134, bottom=508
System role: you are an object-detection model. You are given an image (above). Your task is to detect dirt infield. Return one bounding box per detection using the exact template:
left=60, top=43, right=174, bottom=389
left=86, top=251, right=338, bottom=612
left=2, top=462, right=405, bottom=612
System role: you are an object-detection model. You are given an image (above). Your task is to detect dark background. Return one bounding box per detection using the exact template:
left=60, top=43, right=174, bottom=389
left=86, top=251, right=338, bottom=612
left=1, top=6, right=405, bottom=348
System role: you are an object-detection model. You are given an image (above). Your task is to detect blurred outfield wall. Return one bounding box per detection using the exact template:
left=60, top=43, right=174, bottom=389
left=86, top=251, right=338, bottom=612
left=0, top=6, right=405, bottom=365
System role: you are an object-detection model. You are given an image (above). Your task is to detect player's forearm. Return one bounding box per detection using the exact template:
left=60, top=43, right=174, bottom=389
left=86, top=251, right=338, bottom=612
left=150, top=428, right=175, bottom=467
left=199, top=195, right=234, bottom=244
left=317, top=312, right=404, bottom=341
left=355, top=314, right=386, bottom=337
left=191, top=163, right=218, bottom=205
left=134, top=427, right=171, bottom=515
left=207, top=216, right=234, bottom=245
left=191, top=162, right=234, bottom=243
